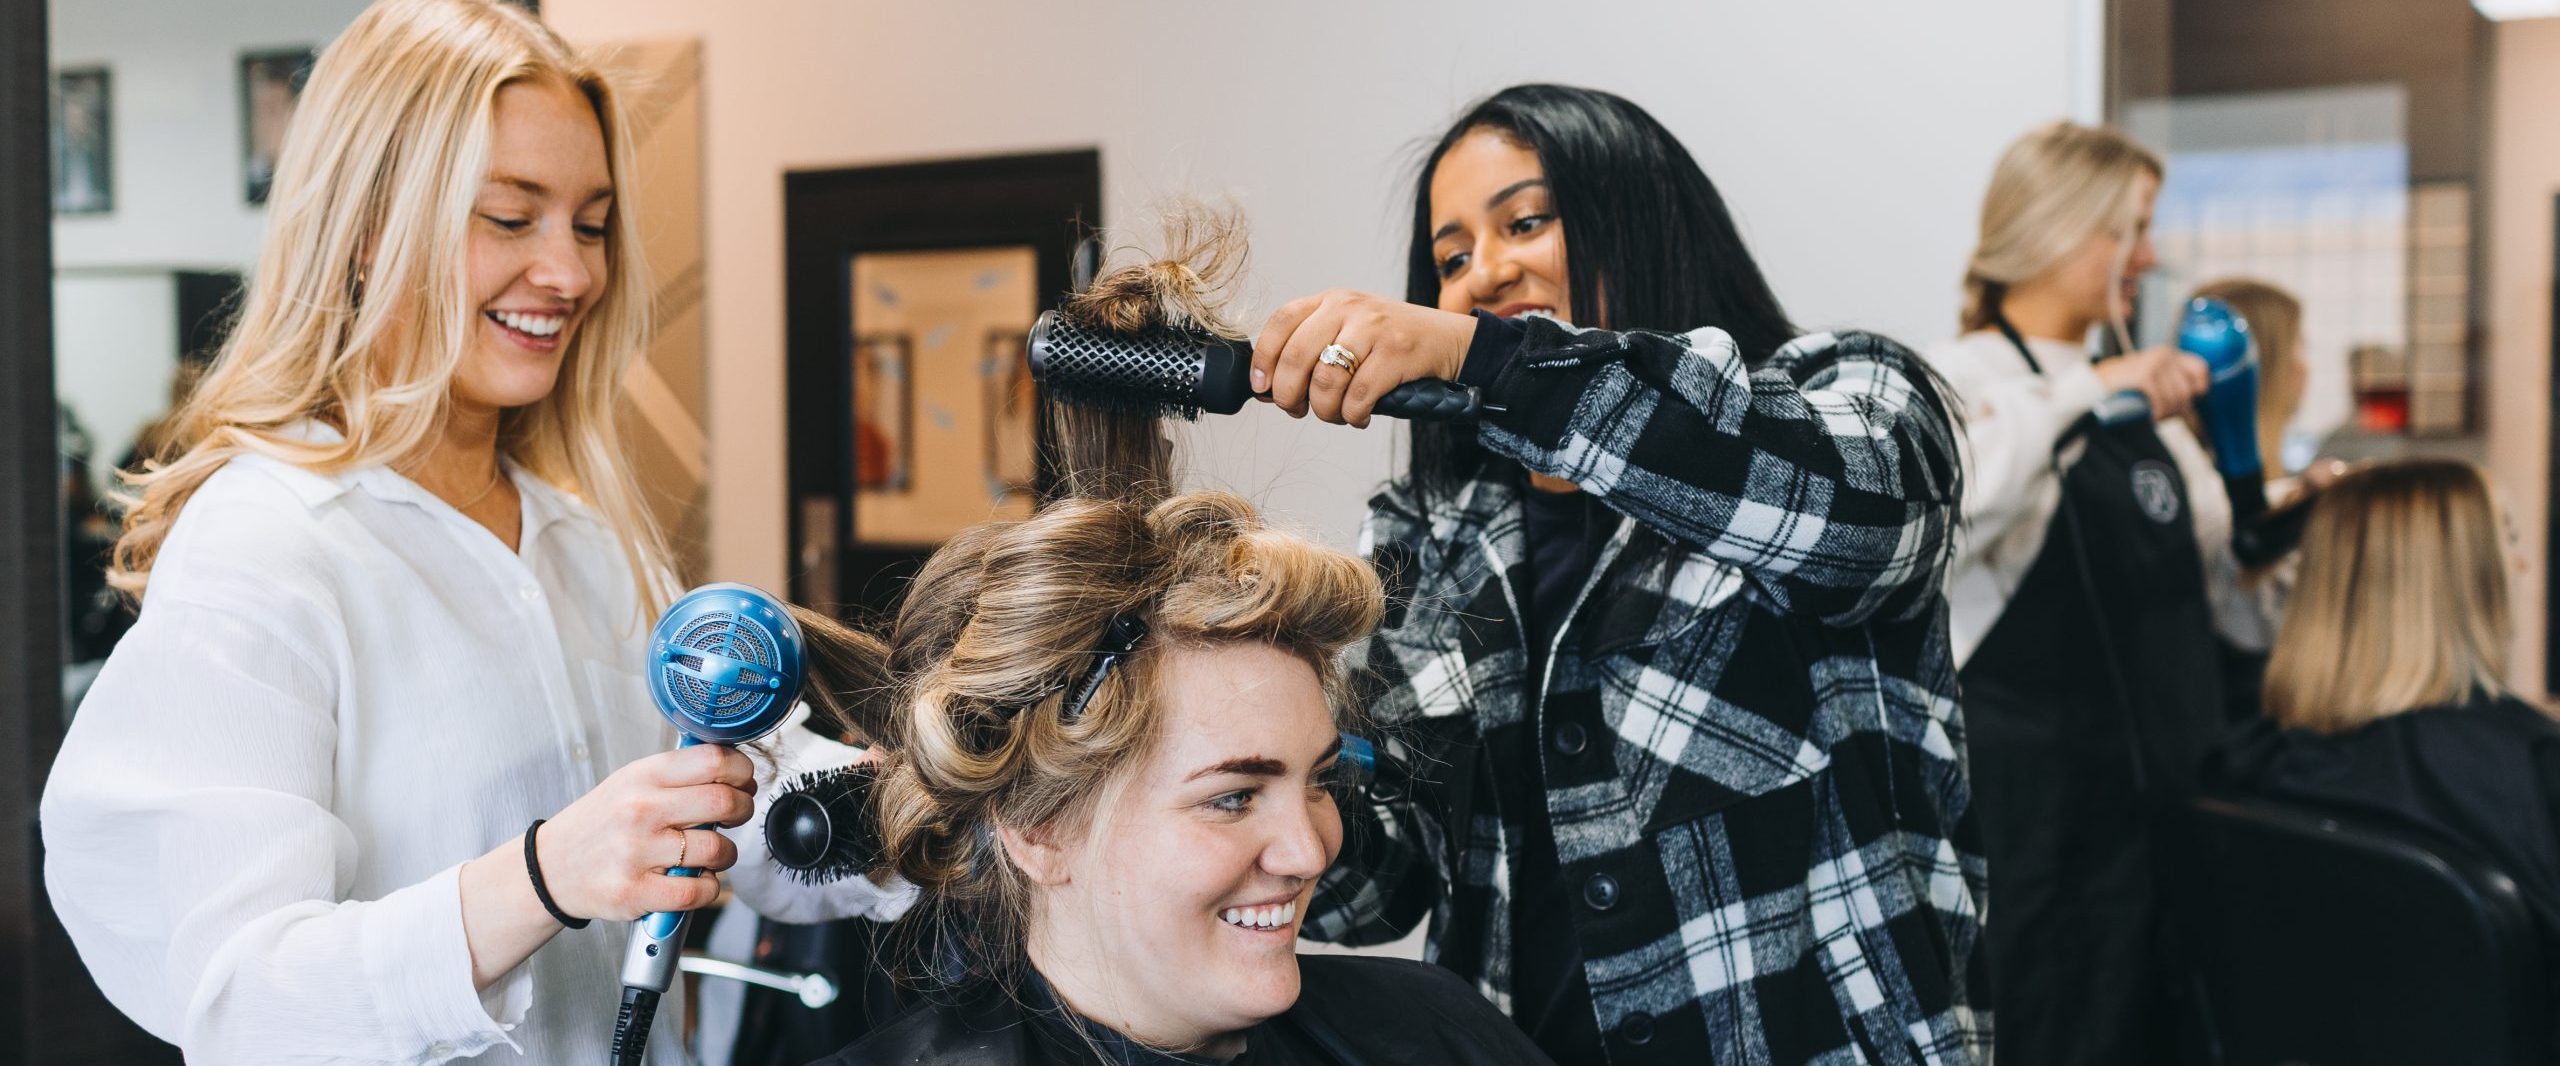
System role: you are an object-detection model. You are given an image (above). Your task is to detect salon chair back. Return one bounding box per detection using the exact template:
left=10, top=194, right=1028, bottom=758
left=2172, top=795, right=2549, bottom=1066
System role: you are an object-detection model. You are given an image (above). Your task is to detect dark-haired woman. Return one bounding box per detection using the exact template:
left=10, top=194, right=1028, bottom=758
left=1260, top=84, right=1988, bottom=1065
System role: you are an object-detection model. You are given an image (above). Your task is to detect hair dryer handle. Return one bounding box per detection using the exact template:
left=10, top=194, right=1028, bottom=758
left=620, top=736, right=708, bottom=995
left=1374, top=378, right=1498, bottom=422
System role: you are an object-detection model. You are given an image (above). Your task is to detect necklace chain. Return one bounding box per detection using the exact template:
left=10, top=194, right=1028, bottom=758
left=450, top=464, right=507, bottom=512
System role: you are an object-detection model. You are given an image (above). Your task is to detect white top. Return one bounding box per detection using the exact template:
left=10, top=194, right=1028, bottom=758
left=1924, top=329, right=2231, bottom=667
left=40, top=437, right=914, bottom=1065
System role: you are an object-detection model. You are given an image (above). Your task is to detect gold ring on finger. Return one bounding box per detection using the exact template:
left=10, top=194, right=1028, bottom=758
left=1318, top=343, right=1360, bottom=372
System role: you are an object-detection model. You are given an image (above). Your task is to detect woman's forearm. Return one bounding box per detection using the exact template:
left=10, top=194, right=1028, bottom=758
left=458, top=834, right=563, bottom=991
left=1477, top=321, right=1961, bottom=623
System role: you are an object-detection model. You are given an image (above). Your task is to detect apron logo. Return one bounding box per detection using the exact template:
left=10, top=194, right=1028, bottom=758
left=2130, top=461, right=2181, bottom=525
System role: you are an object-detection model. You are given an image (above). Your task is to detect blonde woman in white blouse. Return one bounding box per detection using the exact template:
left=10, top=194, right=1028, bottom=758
left=38, top=2, right=905, bottom=1063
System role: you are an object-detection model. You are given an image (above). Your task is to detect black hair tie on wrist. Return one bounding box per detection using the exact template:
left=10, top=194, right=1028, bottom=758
left=525, top=818, right=591, bottom=930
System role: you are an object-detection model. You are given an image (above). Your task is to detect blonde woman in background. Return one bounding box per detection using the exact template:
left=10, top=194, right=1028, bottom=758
left=2205, top=460, right=2560, bottom=968
left=1923, top=120, right=2227, bottom=1065
left=39, top=2, right=907, bottom=1061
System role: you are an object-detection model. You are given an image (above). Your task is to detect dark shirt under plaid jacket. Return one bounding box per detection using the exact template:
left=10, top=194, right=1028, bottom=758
left=1303, top=315, right=1992, bottom=1065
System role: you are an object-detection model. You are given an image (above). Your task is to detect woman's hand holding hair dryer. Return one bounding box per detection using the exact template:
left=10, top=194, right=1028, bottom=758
left=2096, top=345, right=2209, bottom=421
left=453, top=744, right=757, bottom=989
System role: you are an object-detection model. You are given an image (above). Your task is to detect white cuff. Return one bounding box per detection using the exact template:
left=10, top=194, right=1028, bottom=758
left=362, top=864, right=523, bottom=1062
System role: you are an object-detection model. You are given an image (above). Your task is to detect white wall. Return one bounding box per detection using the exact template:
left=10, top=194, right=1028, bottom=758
left=49, top=0, right=370, bottom=485
left=48, top=0, right=371, bottom=270
left=53, top=270, right=178, bottom=482
left=572, top=2, right=2084, bottom=588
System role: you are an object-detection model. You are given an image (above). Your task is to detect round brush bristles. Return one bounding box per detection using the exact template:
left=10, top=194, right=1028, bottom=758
left=1032, top=316, right=1212, bottom=421
left=766, top=765, right=885, bottom=886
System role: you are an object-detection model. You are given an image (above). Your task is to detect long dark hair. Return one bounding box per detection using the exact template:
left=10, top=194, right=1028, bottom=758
left=1403, top=83, right=1799, bottom=501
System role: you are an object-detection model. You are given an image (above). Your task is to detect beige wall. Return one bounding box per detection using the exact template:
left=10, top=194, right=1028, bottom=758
left=2487, top=17, right=2560, bottom=695
left=540, top=0, right=2090, bottom=594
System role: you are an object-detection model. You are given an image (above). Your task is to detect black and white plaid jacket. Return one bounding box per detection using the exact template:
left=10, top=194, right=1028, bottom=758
left=1306, top=317, right=1991, bottom=1065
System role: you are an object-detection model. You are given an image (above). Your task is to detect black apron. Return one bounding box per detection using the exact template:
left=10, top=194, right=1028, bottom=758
left=1957, top=324, right=2224, bottom=1066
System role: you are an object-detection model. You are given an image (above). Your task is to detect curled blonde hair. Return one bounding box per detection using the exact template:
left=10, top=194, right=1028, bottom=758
left=110, top=0, right=667, bottom=607
left=797, top=491, right=1383, bottom=982
left=1961, top=120, right=2165, bottom=336
left=2264, top=460, right=2516, bottom=732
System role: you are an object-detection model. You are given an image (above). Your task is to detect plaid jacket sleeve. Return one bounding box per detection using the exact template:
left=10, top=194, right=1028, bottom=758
left=1475, top=321, right=1961, bottom=626
left=1304, top=485, right=1450, bottom=948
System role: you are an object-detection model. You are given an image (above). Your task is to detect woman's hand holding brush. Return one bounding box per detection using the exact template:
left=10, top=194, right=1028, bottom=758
left=1252, top=289, right=1480, bottom=428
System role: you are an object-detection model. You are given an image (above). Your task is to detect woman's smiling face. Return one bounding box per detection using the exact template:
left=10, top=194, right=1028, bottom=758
left=1429, top=127, right=1575, bottom=325
left=1015, top=641, right=1345, bottom=1058
left=455, top=76, right=612, bottom=416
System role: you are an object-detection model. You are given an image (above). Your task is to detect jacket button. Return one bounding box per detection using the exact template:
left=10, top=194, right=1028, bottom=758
left=1551, top=721, right=1588, bottom=757
left=1583, top=873, right=1620, bottom=911
left=1617, top=1011, right=1655, bottom=1045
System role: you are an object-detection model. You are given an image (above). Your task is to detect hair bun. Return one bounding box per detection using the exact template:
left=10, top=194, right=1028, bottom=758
left=1059, top=200, right=1251, bottom=339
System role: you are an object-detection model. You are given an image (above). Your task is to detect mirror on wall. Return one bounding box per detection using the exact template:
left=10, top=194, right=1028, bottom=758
left=2109, top=0, right=2491, bottom=463
left=47, top=0, right=374, bottom=719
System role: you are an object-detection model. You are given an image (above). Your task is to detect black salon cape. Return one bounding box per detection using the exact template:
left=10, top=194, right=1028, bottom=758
left=2203, top=694, right=2560, bottom=938
left=806, top=954, right=1555, bottom=1066
left=2203, top=694, right=2560, bottom=1058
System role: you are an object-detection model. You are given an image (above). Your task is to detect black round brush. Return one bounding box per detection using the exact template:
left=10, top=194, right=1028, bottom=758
left=766, top=764, right=885, bottom=885
left=1026, top=310, right=1498, bottom=422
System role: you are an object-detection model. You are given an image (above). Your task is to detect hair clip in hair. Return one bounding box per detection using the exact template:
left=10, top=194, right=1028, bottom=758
left=1060, top=612, right=1149, bottom=721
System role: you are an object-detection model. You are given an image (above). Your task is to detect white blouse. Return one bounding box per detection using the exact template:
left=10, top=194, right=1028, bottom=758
left=40, top=438, right=912, bottom=1065
left=1925, top=328, right=2232, bottom=667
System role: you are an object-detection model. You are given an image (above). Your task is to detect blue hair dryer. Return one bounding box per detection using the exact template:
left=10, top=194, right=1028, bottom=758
left=2083, top=297, right=2262, bottom=449
left=2180, top=296, right=2261, bottom=479
left=2176, top=296, right=2312, bottom=566
left=611, top=583, right=805, bottom=1066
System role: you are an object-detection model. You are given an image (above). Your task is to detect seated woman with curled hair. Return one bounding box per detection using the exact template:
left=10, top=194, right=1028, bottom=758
left=802, top=488, right=1551, bottom=1065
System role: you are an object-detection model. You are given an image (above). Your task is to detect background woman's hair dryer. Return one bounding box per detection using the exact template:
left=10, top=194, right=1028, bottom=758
left=2183, top=296, right=2262, bottom=480
left=2073, top=297, right=2302, bottom=566
left=2179, top=297, right=2312, bottom=567
left=2082, top=296, right=2257, bottom=434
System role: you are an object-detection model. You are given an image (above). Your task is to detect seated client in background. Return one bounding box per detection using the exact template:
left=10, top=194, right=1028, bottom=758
left=2207, top=459, right=2560, bottom=941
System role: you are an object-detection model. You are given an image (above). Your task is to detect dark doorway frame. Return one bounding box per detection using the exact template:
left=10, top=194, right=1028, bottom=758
left=2547, top=193, right=2560, bottom=697
left=3, top=0, right=64, bottom=1059
left=782, top=149, right=1099, bottom=619
left=4, top=3, right=182, bottom=1059
left=2, top=0, right=51, bottom=1048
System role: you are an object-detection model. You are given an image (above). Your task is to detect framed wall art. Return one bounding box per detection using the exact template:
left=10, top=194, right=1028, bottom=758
left=50, top=67, right=111, bottom=215
left=240, top=48, right=315, bottom=205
